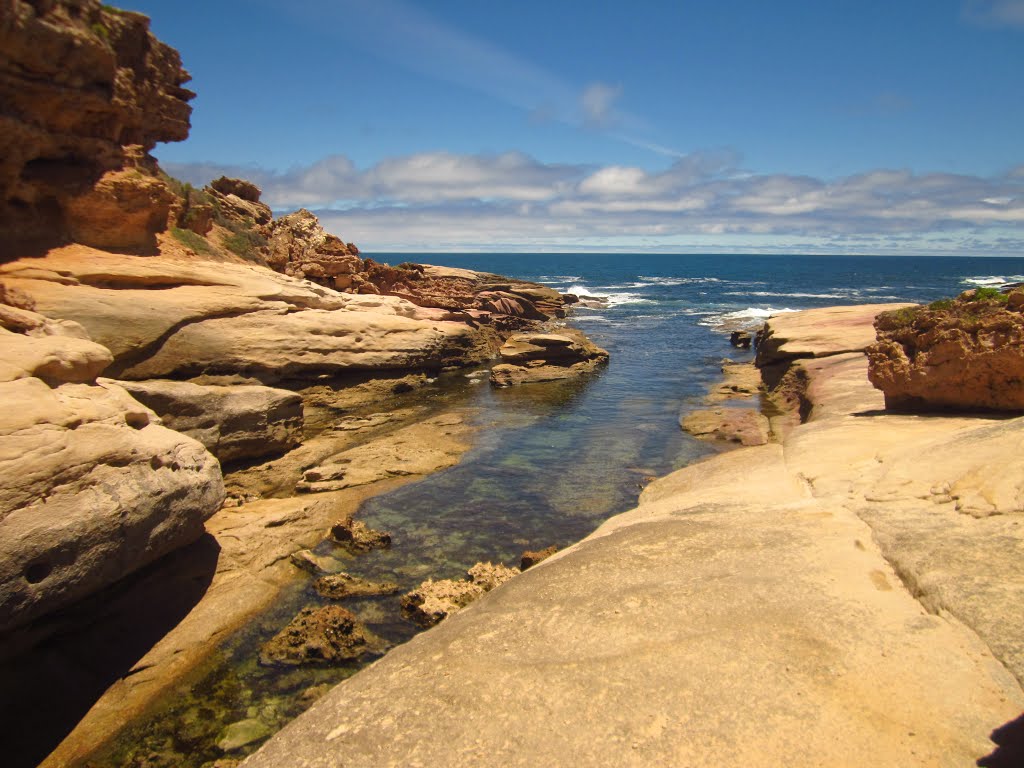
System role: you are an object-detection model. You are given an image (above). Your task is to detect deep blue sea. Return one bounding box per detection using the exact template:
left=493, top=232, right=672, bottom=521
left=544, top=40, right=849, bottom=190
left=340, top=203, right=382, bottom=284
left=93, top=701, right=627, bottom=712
left=83, top=253, right=1024, bottom=768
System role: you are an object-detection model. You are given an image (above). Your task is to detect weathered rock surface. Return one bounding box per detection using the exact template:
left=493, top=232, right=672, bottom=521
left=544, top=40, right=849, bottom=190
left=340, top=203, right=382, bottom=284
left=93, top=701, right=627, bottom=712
left=0, top=313, right=224, bottom=633
left=0, top=0, right=193, bottom=248
left=680, top=406, right=769, bottom=446
left=401, top=562, right=520, bottom=628
left=117, top=379, right=303, bottom=462
left=258, top=605, right=381, bottom=667
left=0, top=246, right=490, bottom=382
left=755, top=303, right=915, bottom=366
left=326, top=517, right=391, bottom=553
left=314, top=573, right=399, bottom=600
left=867, top=290, right=1024, bottom=411
left=297, top=413, right=469, bottom=493
left=489, top=329, right=609, bottom=387
left=244, top=304, right=1024, bottom=768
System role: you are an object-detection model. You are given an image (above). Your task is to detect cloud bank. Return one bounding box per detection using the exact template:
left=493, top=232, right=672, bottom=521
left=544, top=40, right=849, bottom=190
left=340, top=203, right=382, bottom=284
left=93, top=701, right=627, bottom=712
left=165, top=151, right=1024, bottom=254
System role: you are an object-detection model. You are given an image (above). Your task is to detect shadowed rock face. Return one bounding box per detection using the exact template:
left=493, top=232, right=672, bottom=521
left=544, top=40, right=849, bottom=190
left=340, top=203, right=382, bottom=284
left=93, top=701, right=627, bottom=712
left=867, top=290, right=1024, bottom=412
left=0, top=0, right=193, bottom=249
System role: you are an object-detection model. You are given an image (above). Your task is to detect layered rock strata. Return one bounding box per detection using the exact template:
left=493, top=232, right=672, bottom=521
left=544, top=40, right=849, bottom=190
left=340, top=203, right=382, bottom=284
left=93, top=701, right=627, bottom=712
left=0, top=306, right=223, bottom=634
left=244, top=304, right=1024, bottom=767
left=489, top=329, right=609, bottom=387
left=867, top=289, right=1024, bottom=411
left=118, top=379, right=303, bottom=462
left=0, top=0, right=193, bottom=249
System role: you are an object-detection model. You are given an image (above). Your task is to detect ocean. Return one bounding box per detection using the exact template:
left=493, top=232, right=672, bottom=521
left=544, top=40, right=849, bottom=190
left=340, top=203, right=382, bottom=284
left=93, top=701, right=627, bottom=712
left=80, top=253, right=1024, bottom=767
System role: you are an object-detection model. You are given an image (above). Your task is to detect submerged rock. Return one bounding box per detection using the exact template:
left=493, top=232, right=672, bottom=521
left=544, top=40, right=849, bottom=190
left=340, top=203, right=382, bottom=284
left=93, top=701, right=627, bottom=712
left=314, top=573, right=400, bottom=600
left=867, top=289, right=1024, bottom=412
left=216, top=719, right=270, bottom=753
left=681, top=406, right=770, bottom=447
left=327, top=517, right=392, bottom=553
left=401, top=562, right=520, bottom=628
left=258, top=605, right=382, bottom=667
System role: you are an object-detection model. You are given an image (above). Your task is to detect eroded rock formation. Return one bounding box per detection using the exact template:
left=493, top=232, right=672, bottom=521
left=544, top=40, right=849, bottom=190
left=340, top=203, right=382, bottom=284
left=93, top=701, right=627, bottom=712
left=258, top=605, right=382, bottom=667
left=401, top=562, right=520, bottom=628
left=0, top=0, right=193, bottom=251
left=0, top=306, right=223, bottom=634
left=489, top=328, right=609, bottom=387
left=867, top=289, right=1024, bottom=411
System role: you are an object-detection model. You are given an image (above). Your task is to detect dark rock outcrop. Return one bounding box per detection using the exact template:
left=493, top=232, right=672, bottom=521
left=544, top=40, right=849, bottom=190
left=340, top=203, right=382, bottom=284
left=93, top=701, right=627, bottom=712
left=313, top=573, right=400, bottom=600
left=258, top=605, right=382, bottom=666
left=0, top=0, right=193, bottom=251
left=520, top=546, right=558, bottom=570
left=867, top=289, right=1024, bottom=412
left=327, top=516, right=392, bottom=553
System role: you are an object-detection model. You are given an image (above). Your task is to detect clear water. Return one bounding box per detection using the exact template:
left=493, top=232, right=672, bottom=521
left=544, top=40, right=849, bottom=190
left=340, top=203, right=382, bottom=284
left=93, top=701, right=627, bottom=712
left=77, top=254, right=1024, bottom=767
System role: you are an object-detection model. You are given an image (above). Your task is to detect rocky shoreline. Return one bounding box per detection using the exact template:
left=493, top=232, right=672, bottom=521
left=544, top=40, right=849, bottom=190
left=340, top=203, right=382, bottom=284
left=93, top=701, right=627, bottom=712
left=240, top=302, right=1024, bottom=767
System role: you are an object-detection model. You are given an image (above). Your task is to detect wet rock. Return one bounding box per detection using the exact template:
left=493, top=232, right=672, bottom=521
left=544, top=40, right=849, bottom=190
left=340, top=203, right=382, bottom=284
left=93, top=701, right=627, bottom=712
left=216, top=719, right=271, bottom=752
left=730, top=330, right=752, bottom=349
left=401, top=562, right=520, bottom=628
left=327, top=517, right=392, bottom=552
left=314, top=573, right=400, bottom=600
left=258, top=605, right=382, bottom=667
left=117, top=379, right=303, bottom=462
left=867, top=290, right=1024, bottom=412
left=520, top=546, right=558, bottom=570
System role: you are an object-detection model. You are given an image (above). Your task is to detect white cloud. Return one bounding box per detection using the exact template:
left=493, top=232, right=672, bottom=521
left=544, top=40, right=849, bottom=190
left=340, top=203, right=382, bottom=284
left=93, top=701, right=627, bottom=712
left=963, top=0, right=1024, bottom=26
left=580, top=82, right=623, bottom=126
left=163, top=150, right=1024, bottom=254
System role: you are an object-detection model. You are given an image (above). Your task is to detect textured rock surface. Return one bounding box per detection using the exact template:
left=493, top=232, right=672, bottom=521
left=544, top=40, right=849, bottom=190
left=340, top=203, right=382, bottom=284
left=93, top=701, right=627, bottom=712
left=117, top=379, right=303, bottom=462
left=401, top=562, right=520, bottom=628
left=314, top=573, right=399, bottom=600
left=244, top=305, right=1024, bottom=768
left=0, top=0, right=193, bottom=248
left=0, top=247, right=489, bottom=382
left=680, top=406, right=769, bottom=446
left=755, top=303, right=915, bottom=366
left=867, top=291, right=1024, bottom=411
left=489, top=329, right=609, bottom=387
left=0, top=339, right=224, bottom=633
left=326, top=517, right=391, bottom=552
left=258, top=605, right=381, bottom=667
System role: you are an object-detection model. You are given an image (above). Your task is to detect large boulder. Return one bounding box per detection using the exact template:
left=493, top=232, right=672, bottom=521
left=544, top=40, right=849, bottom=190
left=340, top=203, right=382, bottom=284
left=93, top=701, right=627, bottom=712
left=117, top=379, right=304, bottom=462
left=489, top=329, right=609, bottom=387
left=867, top=290, right=1024, bottom=411
left=0, top=0, right=193, bottom=249
left=0, top=308, right=224, bottom=633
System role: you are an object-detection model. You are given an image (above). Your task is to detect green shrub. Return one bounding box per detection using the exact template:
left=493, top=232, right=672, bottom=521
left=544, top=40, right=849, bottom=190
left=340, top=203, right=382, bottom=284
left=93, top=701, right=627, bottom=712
left=928, top=298, right=954, bottom=311
left=223, top=229, right=267, bottom=260
left=91, top=22, right=109, bottom=40
left=970, top=285, right=1008, bottom=303
left=170, top=227, right=212, bottom=254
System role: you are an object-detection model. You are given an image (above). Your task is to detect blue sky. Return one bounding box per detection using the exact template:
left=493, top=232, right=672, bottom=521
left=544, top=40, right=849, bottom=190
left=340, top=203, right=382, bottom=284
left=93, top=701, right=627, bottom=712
left=124, top=0, right=1023, bottom=254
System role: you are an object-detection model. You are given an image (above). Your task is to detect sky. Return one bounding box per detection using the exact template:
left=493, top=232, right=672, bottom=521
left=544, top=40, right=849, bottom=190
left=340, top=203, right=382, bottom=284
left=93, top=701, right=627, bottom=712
left=123, top=0, right=1024, bottom=255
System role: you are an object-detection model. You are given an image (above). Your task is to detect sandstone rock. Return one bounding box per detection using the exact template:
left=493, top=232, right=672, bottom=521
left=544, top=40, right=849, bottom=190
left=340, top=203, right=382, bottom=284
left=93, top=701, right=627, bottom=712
left=0, top=375, right=224, bottom=633
left=681, top=406, right=770, bottom=446
left=520, top=546, right=558, bottom=570
left=705, top=360, right=762, bottom=403
left=0, top=0, right=193, bottom=247
left=0, top=324, right=113, bottom=383
left=326, top=517, right=392, bottom=552
left=267, top=209, right=361, bottom=284
left=117, top=379, right=303, bottom=462
left=866, top=293, right=1024, bottom=411
left=489, top=329, right=609, bottom=387
left=258, top=605, right=382, bottom=667
left=289, top=549, right=344, bottom=576
left=210, top=177, right=262, bottom=203
left=755, top=303, right=915, bottom=366
left=401, top=562, right=520, bottom=628
left=313, top=573, right=400, bottom=600
left=62, top=161, right=176, bottom=250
